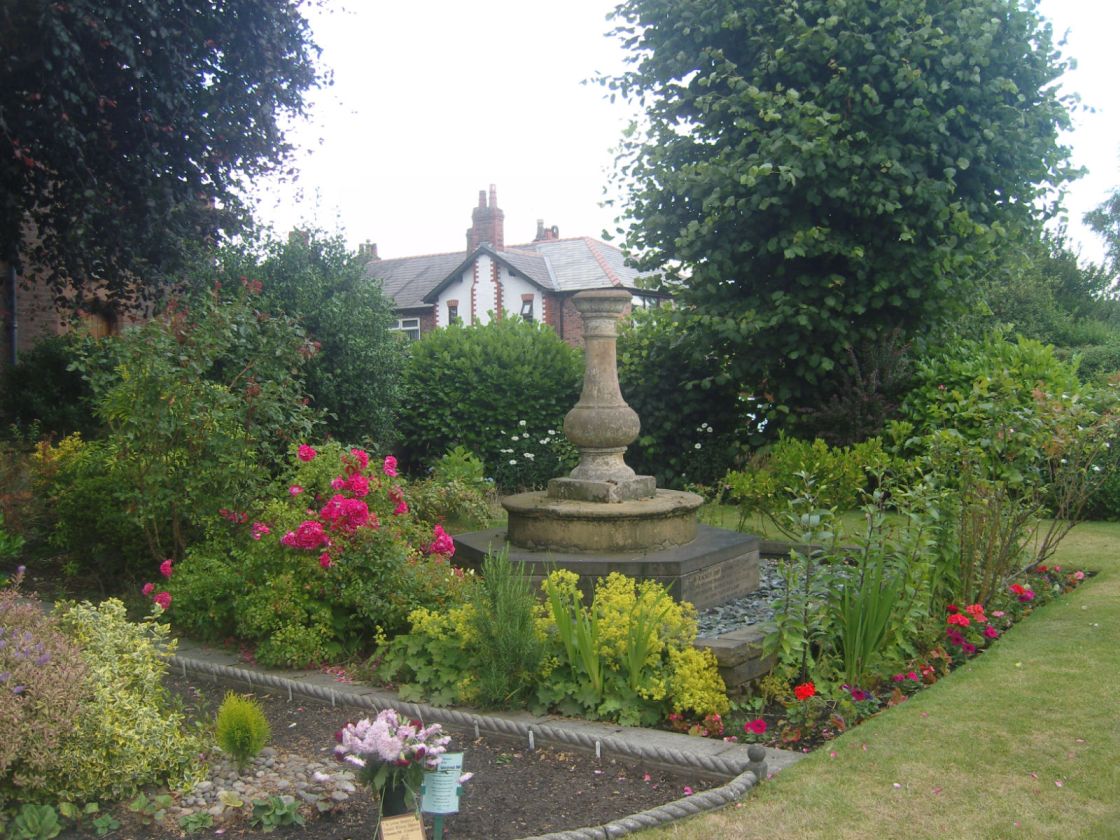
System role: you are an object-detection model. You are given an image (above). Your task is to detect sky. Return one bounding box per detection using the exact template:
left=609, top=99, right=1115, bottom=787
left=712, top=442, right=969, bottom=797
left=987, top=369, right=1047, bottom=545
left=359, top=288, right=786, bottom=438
left=252, top=0, right=1120, bottom=265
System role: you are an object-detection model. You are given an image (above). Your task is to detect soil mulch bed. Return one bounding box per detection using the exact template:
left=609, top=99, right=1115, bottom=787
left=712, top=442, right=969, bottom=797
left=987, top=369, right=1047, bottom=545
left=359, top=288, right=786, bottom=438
left=60, top=673, right=721, bottom=840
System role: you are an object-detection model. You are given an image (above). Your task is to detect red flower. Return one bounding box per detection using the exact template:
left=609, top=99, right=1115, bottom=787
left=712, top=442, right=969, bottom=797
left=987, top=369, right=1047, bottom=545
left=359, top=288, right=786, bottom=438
left=946, top=604, right=959, bottom=614
left=947, top=613, right=971, bottom=627
left=743, top=718, right=767, bottom=735
left=1009, top=583, right=1027, bottom=595
left=793, top=681, right=816, bottom=701
left=1036, top=565, right=1049, bottom=573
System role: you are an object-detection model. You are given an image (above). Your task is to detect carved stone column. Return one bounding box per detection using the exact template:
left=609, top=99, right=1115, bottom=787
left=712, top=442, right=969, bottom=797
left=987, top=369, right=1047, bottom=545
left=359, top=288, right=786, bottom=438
left=548, top=289, right=655, bottom=503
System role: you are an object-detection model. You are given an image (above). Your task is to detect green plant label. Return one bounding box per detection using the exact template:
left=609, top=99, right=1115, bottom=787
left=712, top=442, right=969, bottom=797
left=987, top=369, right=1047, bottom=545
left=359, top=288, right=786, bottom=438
left=421, top=752, right=464, bottom=814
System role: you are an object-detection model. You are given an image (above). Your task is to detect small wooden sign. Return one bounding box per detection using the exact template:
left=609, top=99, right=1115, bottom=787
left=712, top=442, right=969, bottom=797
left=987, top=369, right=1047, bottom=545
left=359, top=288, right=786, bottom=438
left=379, top=813, right=425, bottom=840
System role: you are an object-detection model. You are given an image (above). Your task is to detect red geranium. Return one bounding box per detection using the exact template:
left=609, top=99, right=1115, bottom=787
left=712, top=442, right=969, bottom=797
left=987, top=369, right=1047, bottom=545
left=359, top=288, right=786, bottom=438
left=793, top=681, right=816, bottom=701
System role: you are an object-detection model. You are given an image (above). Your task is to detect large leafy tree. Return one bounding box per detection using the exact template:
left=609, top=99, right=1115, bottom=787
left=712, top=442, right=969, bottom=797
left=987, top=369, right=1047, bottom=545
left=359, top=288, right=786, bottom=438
left=605, top=0, right=1078, bottom=414
left=0, top=0, right=321, bottom=303
left=1086, top=184, right=1120, bottom=279
left=202, top=232, right=406, bottom=450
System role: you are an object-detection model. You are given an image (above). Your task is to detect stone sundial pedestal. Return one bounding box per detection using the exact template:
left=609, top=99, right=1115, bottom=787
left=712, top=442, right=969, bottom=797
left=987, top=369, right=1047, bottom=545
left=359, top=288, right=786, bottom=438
left=454, top=289, right=759, bottom=609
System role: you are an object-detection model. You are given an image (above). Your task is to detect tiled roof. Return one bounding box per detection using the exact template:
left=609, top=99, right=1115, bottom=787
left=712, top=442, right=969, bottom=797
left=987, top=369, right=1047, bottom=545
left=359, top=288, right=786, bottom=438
left=368, top=251, right=466, bottom=310
left=365, top=236, right=658, bottom=311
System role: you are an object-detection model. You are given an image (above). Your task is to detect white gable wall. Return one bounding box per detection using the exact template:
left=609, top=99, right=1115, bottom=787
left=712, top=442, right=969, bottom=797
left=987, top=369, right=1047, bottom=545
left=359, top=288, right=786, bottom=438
left=432, top=255, right=547, bottom=327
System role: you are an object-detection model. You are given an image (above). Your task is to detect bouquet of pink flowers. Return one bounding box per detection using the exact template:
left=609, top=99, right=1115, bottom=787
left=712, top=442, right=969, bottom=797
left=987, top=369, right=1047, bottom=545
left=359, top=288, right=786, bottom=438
left=334, top=708, right=450, bottom=816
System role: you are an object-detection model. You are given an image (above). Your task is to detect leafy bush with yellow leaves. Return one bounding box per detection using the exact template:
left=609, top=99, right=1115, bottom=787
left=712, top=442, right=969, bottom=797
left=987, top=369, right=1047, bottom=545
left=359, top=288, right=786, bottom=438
left=46, top=599, right=205, bottom=803
left=379, top=566, right=729, bottom=727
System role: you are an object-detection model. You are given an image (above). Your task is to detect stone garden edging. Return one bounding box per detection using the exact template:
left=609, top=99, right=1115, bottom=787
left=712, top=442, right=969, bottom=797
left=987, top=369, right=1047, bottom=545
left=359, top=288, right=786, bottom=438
left=173, top=652, right=783, bottom=840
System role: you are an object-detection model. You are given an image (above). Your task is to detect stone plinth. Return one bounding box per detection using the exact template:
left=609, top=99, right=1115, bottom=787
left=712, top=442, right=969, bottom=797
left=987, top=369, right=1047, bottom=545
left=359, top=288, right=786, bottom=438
left=453, top=524, right=760, bottom=611
left=504, top=489, right=703, bottom=553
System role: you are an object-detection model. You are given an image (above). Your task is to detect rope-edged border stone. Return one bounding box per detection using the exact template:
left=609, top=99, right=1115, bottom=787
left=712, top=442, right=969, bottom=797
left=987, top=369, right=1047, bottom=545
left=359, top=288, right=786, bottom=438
left=173, top=654, right=765, bottom=839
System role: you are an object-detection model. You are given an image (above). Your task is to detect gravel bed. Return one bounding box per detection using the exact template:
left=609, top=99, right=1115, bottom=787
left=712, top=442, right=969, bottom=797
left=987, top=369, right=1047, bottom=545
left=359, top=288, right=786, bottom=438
left=695, top=558, right=786, bottom=639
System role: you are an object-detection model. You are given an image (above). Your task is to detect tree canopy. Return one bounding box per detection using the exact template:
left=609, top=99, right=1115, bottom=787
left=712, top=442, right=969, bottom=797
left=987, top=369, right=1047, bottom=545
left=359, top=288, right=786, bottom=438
left=0, top=0, right=322, bottom=303
left=605, top=0, right=1078, bottom=413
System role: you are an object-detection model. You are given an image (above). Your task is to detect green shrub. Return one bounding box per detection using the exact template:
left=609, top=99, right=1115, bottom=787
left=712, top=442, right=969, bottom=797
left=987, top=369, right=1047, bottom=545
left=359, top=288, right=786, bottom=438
left=0, top=579, right=88, bottom=811
left=215, top=693, right=271, bottom=770
left=398, top=319, right=583, bottom=491
left=0, top=512, right=23, bottom=561
left=47, top=599, right=204, bottom=803
left=618, top=308, right=755, bottom=488
left=65, top=282, right=319, bottom=572
left=205, top=232, right=406, bottom=450
left=725, top=434, right=894, bottom=527
left=0, top=334, right=99, bottom=440
left=33, top=434, right=150, bottom=584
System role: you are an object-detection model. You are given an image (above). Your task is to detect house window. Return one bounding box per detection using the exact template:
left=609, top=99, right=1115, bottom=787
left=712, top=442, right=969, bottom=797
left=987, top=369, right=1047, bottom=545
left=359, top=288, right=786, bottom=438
left=447, top=300, right=460, bottom=325
left=392, top=317, right=421, bottom=341
left=520, top=296, right=534, bottom=323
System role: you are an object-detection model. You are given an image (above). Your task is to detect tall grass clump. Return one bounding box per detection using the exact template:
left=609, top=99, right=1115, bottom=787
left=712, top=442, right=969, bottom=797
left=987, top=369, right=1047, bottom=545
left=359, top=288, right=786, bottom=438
left=215, top=692, right=271, bottom=770
left=469, top=550, right=543, bottom=707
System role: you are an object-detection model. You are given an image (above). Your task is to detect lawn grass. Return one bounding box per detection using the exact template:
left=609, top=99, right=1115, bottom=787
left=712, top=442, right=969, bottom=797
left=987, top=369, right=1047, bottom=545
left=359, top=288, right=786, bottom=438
left=636, top=520, right=1120, bottom=840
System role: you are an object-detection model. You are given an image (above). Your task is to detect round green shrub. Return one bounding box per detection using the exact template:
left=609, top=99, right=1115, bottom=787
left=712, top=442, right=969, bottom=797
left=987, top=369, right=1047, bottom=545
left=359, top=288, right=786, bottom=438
left=397, top=319, right=583, bottom=491
left=215, top=692, right=271, bottom=770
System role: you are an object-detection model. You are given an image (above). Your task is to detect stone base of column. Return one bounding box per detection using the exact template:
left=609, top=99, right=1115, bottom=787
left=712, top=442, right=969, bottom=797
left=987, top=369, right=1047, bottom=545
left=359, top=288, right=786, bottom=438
left=547, top=475, right=657, bottom=503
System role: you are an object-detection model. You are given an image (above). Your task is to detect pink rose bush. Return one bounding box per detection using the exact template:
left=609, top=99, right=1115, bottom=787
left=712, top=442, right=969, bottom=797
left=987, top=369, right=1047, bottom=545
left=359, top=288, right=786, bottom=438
left=163, top=442, right=473, bottom=668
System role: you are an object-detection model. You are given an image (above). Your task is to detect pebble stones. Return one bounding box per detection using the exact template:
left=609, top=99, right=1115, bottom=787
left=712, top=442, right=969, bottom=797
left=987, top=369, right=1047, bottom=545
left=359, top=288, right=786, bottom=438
left=171, top=745, right=359, bottom=826
left=696, top=558, right=786, bottom=639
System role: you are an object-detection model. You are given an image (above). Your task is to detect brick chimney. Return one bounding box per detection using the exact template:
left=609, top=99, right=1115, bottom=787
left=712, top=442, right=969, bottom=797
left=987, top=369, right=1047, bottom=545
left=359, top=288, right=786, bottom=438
left=357, top=241, right=379, bottom=262
left=534, top=219, right=560, bottom=241
left=466, top=184, right=504, bottom=251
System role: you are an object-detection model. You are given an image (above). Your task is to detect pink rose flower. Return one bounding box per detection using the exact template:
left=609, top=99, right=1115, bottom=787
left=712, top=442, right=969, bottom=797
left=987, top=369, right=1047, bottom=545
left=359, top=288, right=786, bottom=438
left=298, top=444, right=317, bottom=462
left=383, top=455, right=398, bottom=478
left=251, top=522, right=271, bottom=541
left=141, top=582, right=155, bottom=597
left=159, top=559, right=173, bottom=579
left=330, top=475, right=346, bottom=490
left=393, top=501, right=409, bottom=516
left=346, top=474, right=370, bottom=497
left=289, top=485, right=303, bottom=496
left=280, top=520, right=331, bottom=550
left=319, top=552, right=332, bottom=569
left=154, top=591, right=172, bottom=610
left=349, top=448, right=370, bottom=471
left=427, top=524, right=455, bottom=557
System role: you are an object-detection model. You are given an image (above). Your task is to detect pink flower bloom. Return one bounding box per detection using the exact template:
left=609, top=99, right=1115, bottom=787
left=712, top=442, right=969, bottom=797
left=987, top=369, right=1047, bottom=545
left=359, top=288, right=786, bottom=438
left=330, top=476, right=346, bottom=490
left=983, top=625, right=1000, bottom=639
left=159, top=559, right=173, bottom=579
left=1018, top=590, right=1035, bottom=603
left=683, top=786, right=694, bottom=796
left=251, top=522, right=271, bottom=541
left=346, top=474, right=370, bottom=497
left=141, top=582, right=155, bottom=596
left=393, top=501, right=409, bottom=516
left=281, top=520, right=331, bottom=550
left=349, top=448, right=370, bottom=471
left=961, top=641, right=976, bottom=655
left=319, top=495, right=373, bottom=532
left=991, top=610, right=1006, bottom=618
left=298, top=444, right=317, bottom=462
left=427, top=524, right=455, bottom=557
left=289, top=485, right=303, bottom=496
left=383, top=455, right=399, bottom=478
left=154, top=591, right=172, bottom=610
left=906, top=671, right=919, bottom=681
left=892, top=673, right=905, bottom=683
left=1073, top=571, right=1085, bottom=581
left=319, top=552, right=332, bottom=569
